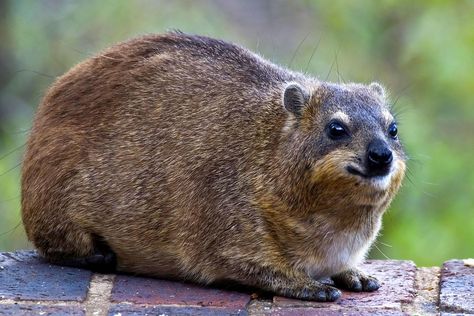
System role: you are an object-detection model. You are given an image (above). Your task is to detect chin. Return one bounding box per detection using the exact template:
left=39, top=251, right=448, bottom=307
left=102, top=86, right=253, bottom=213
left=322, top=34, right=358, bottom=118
left=367, top=173, right=393, bottom=191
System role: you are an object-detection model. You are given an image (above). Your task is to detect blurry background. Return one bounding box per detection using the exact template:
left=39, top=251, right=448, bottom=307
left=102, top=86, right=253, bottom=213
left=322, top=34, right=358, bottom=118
left=0, top=0, right=473, bottom=266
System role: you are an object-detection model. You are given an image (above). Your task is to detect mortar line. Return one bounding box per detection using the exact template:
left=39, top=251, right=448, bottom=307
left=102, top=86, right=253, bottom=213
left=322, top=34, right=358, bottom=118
left=402, top=266, right=440, bottom=315
left=0, top=299, right=82, bottom=306
left=83, top=273, right=116, bottom=316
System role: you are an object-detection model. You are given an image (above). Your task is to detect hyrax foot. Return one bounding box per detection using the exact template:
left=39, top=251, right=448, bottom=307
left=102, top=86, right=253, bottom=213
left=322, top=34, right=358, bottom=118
left=271, top=278, right=341, bottom=302
left=55, top=250, right=117, bottom=273
left=244, top=268, right=343, bottom=301
left=290, top=283, right=342, bottom=302
left=331, top=269, right=380, bottom=292
left=45, top=236, right=117, bottom=273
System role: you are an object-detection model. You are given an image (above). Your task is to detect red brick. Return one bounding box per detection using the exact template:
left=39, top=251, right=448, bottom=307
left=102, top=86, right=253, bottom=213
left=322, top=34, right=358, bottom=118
left=0, top=304, right=85, bottom=316
left=440, top=260, right=474, bottom=314
left=111, top=275, right=251, bottom=309
left=270, top=307, right=407, bottom=315
left=109, top=304, right=248, bottom=315
left=273, top=260, right=416, bottom=312
left=0, top=251, right=92, bottom=301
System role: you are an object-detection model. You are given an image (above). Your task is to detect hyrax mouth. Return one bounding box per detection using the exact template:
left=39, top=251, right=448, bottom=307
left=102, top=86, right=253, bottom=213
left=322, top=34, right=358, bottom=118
left=346, top=165, right=394, bottom=191
left=346, top=165, right=368, bottom=178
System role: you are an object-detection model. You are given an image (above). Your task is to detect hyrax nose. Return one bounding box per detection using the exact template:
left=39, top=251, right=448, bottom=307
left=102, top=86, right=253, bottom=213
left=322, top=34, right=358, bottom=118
left=367, top=139, right=393, bottom=176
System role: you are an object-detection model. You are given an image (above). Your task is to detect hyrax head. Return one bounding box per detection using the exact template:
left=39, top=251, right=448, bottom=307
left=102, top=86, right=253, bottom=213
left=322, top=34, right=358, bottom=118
left=282, top=81, right=406, bottom=198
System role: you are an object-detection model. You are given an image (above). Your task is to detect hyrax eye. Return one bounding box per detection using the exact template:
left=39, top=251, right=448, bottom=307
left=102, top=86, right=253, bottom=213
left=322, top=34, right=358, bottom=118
left=388, top=122, right=398, bottom=139
left=327, top=121, right=349, bottom=140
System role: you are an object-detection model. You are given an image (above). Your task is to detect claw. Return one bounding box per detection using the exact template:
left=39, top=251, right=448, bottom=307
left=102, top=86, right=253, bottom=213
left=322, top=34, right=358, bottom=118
left=331, top=269, right=381, bottom=293
left=297, top=284, right=341, bottom=301
left=361, top=276, right=380, bottom=292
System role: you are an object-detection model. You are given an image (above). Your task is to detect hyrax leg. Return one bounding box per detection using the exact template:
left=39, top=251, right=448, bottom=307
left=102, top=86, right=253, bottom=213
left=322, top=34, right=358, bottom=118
left=22, top=132, right=117, bottom=272
left=22, top=176, right=116, bottom=272
left=233, top=266, right=341, bottom=301
left=331, top=268, right=380, bottom=292
left=28, top=219, right=117, bottom=273
left=46, top=234, right=117, bottom=273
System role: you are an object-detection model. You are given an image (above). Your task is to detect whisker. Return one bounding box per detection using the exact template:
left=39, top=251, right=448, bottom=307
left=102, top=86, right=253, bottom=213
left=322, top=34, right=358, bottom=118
left=0, top=162, right=22, bottom=177
left=254, top=37, right=261, bottom=53
left=304, top=36, right=322, bottom=75
left=377, top=241, right=393, bottom=248
left=0, top=221, right=22, bottom=237
left=373, top=243, right=391, bottom=260
left=0, top=195, right=20, bottom=203
left=288, top=31, right=310, bottom=69
left=389, top=82, right=413, bottom=110
left=0, top=144, right=26, bottom=161
left=12, top=69, right=56, bottom=79
left=324, top=56, right=337, bottom=81
left=334, top=50, right=345, bottom=83
left=10, top=129, right=31, bottom=135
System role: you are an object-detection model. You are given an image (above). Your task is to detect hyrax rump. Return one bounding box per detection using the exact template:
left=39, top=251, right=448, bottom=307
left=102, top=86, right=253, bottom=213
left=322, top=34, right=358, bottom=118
left=21, top=32, right=406, bottom=301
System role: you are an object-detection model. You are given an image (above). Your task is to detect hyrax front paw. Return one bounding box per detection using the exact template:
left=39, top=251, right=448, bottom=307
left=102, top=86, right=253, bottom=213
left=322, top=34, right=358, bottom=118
left=331, top=269, right=380, bottom=292
left=285, top=282, right=341, bottom=302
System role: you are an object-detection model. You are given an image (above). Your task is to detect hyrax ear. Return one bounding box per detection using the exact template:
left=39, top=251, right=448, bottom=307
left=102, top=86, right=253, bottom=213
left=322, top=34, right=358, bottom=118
left=283, top=83, right=310, bottom=116
left=369, top=82, right=386, bottom=100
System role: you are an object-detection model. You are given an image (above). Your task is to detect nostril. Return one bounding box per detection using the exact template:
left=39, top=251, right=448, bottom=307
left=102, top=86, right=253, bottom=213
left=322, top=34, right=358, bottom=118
left=368, top=151, right=378, bottom=164
left=384, top=151, right=393, bottom=164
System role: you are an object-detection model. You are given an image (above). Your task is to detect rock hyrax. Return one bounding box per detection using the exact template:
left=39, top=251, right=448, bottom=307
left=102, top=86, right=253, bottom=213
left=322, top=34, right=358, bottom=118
left=21, top=32, right=406, bottom=301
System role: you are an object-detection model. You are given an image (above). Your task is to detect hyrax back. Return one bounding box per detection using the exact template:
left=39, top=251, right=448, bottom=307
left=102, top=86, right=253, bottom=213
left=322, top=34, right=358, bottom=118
left=21, top=33, right=406, bottom=301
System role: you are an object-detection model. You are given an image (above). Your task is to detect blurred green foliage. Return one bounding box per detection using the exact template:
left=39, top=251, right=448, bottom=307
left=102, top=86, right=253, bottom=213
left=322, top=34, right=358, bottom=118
left=1, top=0, right=473, bottom=266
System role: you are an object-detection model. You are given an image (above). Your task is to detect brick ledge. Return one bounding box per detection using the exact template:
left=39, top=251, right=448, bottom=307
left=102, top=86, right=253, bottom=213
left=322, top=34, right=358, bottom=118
left=0, top=251, right=473, bottom=315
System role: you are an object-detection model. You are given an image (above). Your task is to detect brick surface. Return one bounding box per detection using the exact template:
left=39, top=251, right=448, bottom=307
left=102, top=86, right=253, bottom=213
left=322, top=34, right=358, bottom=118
left=440, top=259, right=474, bottom=314
left=109, top=304, right=248, bottom=316
left=0, top=304, right=85, bottom=316
left=111, top=275, right=251, bottom=309
left=273, top=260, right=416, bottom=313
left=1, top=250, right=473, bottom=315
left=0, top=251, right=92, bottom=301
left=270, top=307, right=407, bottom=315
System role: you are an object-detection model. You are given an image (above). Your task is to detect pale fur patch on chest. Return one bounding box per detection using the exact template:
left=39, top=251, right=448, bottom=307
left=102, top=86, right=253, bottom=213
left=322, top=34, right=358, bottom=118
left=301, top=218, right=382, bottom=280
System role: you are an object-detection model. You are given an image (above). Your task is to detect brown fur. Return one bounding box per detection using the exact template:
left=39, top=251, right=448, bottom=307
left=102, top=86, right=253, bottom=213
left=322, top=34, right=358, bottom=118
left=21, top=33, right=405, bottom=301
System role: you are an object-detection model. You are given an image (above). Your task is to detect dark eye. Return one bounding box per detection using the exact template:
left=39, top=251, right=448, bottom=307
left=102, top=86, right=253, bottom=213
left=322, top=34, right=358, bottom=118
left=388, top=122, right=398, bottom=138
left=327, top=121, right=349, bottom=140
